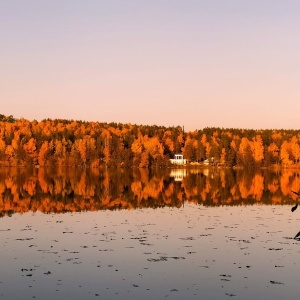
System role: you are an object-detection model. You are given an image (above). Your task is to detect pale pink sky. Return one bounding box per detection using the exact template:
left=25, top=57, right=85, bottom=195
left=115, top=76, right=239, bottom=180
left=1, top=1, right=300, bottom=130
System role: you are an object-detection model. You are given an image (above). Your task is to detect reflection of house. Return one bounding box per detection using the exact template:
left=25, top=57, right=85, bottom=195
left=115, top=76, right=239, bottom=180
left=170, top=154, right=187, bottom=165
left=170, top=169, right=187, bottom=181
left=203, top=169, right=209, bottom=176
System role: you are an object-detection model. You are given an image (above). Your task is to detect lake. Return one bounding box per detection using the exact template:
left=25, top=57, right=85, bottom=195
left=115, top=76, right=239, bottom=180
left=1, top=167, right=300, bottom=299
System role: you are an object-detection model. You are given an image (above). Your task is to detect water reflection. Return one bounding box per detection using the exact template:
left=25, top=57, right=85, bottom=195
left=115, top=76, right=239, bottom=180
left=0, top=167, right=300, bottom=216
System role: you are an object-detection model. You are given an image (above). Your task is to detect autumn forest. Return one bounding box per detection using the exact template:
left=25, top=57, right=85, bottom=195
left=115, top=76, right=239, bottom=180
left=1, top=114, right=300, bottom=168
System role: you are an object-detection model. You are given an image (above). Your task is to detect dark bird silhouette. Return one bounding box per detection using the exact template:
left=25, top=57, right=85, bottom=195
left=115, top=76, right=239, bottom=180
left=291, top=191, right=300, bottom=212
left=294, top=231, right=300, bottom=240
left=292, top=203, right=298, bottom=212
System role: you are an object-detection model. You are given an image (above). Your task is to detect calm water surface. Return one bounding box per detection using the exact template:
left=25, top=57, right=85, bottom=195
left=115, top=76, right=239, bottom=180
left=1, top=168, right=300, bottom=299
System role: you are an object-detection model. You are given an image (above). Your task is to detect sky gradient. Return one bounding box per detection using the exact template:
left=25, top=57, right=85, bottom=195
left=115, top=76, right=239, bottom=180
left=1, top=1, right=300, bottom=130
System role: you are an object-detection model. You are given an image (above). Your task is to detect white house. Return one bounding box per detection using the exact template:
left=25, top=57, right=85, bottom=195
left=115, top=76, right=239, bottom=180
left=203, top=159, right=210, bottom=166
left=203, top=157, right=216, bottom=166
left=170, top=154, right=187, bottom=165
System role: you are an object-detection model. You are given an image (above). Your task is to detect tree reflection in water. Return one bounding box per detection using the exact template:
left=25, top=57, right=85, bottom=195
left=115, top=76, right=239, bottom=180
left=0, top=167, right=299, bottom=217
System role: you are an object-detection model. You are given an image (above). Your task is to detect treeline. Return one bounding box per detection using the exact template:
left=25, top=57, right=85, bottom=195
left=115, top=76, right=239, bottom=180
left=0, top=114, right=300, bottom=168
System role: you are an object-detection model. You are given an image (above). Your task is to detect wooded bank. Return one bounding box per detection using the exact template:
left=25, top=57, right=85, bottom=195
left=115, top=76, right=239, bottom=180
left=0, top=114, right=299, bottom=168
